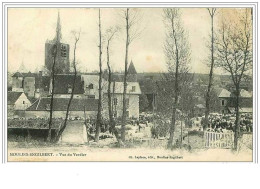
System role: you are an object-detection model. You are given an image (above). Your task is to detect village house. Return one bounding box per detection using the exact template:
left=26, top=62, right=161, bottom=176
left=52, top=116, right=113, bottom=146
left=81, top=74, right=102, bottom=99
left=103, top=81, right=142, bottom=119
left=8, top=91, right=31, bottom=117
left=218, top=88, right=253, bottom=114
left=11, top=71, right=50, bottom=99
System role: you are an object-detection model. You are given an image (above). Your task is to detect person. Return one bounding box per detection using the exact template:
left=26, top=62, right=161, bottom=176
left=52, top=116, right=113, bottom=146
left=137, top=120, right=141, bottom=132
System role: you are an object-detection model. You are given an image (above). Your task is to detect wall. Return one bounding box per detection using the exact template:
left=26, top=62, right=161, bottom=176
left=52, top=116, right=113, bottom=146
left=24, top=77, right=35, bottom=97
left=12, top=77, right=23, bottom=91
left=103, top=94, right=139, bottom=119
left=14, top=93, right=31, bottom=110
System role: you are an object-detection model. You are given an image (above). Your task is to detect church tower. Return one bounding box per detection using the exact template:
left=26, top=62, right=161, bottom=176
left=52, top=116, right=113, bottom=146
left=127, top=60, right=137, bottom=82
left=45, top=12, right=70, bottom=74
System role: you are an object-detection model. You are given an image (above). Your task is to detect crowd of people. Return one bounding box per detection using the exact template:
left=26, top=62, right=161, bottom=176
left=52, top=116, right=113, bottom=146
left=204, top=113, right=253, bottom=133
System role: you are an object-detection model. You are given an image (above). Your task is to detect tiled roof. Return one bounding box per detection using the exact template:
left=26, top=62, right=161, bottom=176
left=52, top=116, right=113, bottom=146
left=12, top=72, right=37, bottom=77
left=8, top=92, right=23, bottom=105
left=53, top=74, right=84, bottom=94
left=26, top=98, right=98, bottom=111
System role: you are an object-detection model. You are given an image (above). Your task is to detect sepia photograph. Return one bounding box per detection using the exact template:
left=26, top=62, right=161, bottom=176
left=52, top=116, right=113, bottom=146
left=5, top=4, right=255, bottom=162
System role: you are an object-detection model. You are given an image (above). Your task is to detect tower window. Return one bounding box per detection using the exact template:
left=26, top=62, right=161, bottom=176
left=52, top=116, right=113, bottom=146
left=113, top=98, right=118, bottom=106
left=61, top=45, right=67, bottom=57
left=132, top=86, right=136, bottom=92
left=89, top=84, right=94, bottom=89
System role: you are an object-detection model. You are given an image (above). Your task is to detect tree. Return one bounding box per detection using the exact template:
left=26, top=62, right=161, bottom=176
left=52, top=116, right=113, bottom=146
left=55, top=31, right=80, bottom=142
left=204, top=8, right=217, bottom=130
left=121, top=8, right=142, bottom=142
left=163, top=8, right=191, bottom=149
left=47, top=40, right=58, bottom=142
left=215, top=8, right=252, bottom=150
left=105, top=26, right=123, bottom=145
left=95, top=8, right=103, bottom=142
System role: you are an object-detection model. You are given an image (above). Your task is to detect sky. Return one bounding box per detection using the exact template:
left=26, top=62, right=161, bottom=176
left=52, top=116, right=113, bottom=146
left=8, top=8, right=217, bottom=74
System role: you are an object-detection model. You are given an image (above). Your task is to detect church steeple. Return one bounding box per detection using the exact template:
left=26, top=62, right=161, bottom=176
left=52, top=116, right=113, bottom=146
left=54, top=11, right=62, bottom=42
left=128, top=60, right=137, bottom=75
left=127, top=60, right=137, bottom=82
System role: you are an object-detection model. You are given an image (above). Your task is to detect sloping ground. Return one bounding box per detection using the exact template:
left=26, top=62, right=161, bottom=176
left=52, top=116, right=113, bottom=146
left=59, top=121, right=87, bottom=144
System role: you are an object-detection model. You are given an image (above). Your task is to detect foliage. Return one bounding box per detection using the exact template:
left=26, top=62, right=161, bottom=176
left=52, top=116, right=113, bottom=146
left=139, top=93, right=149, bottom=112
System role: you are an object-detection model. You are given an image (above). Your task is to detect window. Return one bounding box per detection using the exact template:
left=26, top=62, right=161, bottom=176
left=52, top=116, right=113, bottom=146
left=23, top=101, right=25, bottom=104
left=132, top=86, right=136, bottom=92
left=61, top=45, right=67, bottom=57
left=221, top=100, right=225, bottom=106
left=113, top=98, right=118, bottom=106
left=89, top=84, right=94, bottom=89
left=88, top=95, right=95, bottom=99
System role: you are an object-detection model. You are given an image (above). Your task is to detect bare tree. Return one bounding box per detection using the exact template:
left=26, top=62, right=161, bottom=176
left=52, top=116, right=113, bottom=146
left=121, top=8, right=142, bottom=142
left=163, top=8, right=191, bottom=149
left=204, top=8, right=217, bottom=130
left=215, top=8, right=252, bottom=150
left=105, top=27, right=123, bottom=145
left=55, top=31, right=80, bottom=142
left=47, top=40, right=58, bottom=142
left=95, top=8, right=103, bottom=142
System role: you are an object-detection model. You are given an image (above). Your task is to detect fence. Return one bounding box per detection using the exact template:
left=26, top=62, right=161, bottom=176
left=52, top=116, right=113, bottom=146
left=204, top=131, right=234, bottom=149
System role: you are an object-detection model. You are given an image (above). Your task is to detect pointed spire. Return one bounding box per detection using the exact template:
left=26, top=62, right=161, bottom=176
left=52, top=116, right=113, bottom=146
left=128, top=60, right=137, bottom=74
left=19, top=60, right=27, bottom=73
left=55, top=11, right=62, bottom=42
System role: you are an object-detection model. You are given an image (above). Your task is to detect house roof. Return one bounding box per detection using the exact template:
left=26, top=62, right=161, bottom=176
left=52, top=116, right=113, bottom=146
left=228, top=107, right=253, bottom=113
left=218, top=88, right=231, bottom=98
left=8, top=92, right=23, bottom=105
left=81, top=74, right=99, bottom=86
left=26, top=98, right=98, bottom=111
left=12, top=72, right=37, bottom=77
left=53, top=74, right=84, bottom=94
left=240, top=89, right=252, bottom=98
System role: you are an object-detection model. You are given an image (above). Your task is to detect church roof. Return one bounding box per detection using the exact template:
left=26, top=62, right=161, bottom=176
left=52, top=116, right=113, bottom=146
left=128, top=60, right=137, bottom=74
